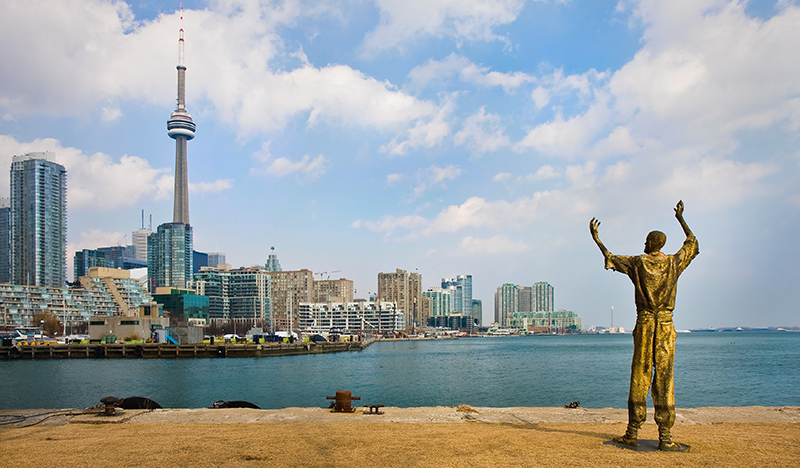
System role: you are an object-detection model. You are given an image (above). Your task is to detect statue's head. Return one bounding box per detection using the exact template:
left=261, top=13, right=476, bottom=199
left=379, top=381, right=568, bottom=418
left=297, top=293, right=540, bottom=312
left=644, top=230, right=666, bottom=254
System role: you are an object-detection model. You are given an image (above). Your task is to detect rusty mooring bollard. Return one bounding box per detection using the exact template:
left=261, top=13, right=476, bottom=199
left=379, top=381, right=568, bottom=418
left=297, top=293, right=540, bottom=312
left=99, top=396, right=120, bottom=416
left=326, top=390, right=361, bottom=413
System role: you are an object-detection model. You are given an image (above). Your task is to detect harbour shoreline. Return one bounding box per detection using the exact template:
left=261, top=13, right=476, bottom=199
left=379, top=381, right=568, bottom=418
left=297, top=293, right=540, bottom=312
left=0, top=338, right=376, bottom=359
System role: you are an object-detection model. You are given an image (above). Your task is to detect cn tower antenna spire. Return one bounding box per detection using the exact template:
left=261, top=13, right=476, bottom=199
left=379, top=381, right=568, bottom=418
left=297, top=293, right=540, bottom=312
left=178, top=4, right=185, bottom=68
left=167, top=3, right=195, bottom=225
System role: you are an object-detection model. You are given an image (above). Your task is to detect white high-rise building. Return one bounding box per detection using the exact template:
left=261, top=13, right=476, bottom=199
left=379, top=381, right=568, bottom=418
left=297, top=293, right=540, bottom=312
left=441, top=274, right=472, bottom=315
left=132, top=229, right=152, bottom=262
left=494, top=283, right=518, bottom=327
left=423, top=286, right=453, bottom=317
left=533, top=281, right=554, bottom=312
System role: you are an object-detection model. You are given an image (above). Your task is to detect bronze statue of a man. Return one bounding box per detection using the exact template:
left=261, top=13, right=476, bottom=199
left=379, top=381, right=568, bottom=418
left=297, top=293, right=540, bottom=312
left=590, top=200, right=699, bottom=451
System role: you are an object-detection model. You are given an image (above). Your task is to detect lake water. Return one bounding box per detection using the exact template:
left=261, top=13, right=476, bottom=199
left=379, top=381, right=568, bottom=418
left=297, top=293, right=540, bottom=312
left=1, top=332, right=798, bottom=409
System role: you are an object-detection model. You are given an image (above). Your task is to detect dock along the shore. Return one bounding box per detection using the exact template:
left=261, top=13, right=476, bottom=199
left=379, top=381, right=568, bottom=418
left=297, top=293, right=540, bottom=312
left=0, top=338, right=376, bottom=360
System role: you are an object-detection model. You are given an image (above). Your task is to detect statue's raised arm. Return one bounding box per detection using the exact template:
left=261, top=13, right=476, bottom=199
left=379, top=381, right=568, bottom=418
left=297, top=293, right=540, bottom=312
left=674, top=200, right=694, bottom=238
left=589, top=217, right=610, bottom=258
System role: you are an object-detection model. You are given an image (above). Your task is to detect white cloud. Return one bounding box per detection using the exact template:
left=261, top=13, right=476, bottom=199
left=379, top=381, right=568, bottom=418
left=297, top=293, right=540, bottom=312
left=0, top=135, right=171, bottom=209
left=494, top=165, right=561, bottom=185
left=425, top=193, right=552, bottom=234
left=514, top=96, right=613, bottom=157
left=190, top=179, right=233, bottom=194
left=529, top=165, right=559, bottom=181
left=380, top=101, right=453, bottom=156
left=410, top=164, right=463, bottom=201
left=256, top=154, right=327, bottom=180
left=460, top=234, right=529, bottom=254
left=407, top=53, right=534, bottom=93
left=101, top=106, right=123, bottom=123
left=386, top=173, right=404, bottom=185
left=657, top=157, right=779, bottom=210
left=250, top=141, right=327, bottom=180
left=511, top=3, right=800, bottom=165
left=351, top=214, right=429, bottom=238
left=70, top=229, right=127, bottom=251
left=531, top=87, right=550, bottom=109
left=0, top=1, right=446, bottom=151
left=67, top=228, right=128, bottom=281
left=361, top=0, right=526, bottom=56
left=454, top=107, right=510, bottom=155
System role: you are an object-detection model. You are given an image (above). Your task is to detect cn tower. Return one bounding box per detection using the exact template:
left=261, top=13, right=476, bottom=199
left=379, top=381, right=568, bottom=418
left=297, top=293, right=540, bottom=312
left=167, top=5, right=195, bottom=225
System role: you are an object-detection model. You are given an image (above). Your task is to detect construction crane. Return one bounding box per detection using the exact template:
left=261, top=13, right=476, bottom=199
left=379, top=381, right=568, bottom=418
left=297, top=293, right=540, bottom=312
left=315, top=270, right=342, bottom=280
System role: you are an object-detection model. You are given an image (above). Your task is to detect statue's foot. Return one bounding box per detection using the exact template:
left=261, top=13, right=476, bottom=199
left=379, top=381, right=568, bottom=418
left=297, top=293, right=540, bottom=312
left=659, top=440, right=682, bottom=452
left=612, top=435, right=638, bottom=446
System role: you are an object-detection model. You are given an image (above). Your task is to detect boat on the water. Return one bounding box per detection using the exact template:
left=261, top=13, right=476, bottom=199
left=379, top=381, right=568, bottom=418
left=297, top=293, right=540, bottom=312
left=12, top=326, right=58, bottom=346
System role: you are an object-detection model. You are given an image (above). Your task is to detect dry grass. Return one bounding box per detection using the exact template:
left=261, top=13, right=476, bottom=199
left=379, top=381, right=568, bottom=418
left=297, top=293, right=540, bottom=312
left=1, top=422, right=798, bottom=467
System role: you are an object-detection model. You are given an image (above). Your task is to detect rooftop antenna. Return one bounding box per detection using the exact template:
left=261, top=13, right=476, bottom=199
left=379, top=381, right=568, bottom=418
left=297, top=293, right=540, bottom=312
left=149, top=214, right=152, bottom=231
left=141, top=209, right=145, bottom=230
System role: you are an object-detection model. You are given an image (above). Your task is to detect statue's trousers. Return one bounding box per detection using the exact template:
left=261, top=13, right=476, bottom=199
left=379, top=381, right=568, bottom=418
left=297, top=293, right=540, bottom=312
left=627, top=310, right=676, bottom=433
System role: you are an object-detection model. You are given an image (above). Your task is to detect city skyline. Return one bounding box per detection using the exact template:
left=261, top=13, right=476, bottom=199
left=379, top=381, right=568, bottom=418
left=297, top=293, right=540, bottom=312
left=0, top=1, right=798, bottom=329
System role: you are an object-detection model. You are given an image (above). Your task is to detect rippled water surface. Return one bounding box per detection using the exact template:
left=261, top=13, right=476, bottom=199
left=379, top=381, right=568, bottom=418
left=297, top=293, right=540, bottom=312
left=1, top=332, right=798, bottom=409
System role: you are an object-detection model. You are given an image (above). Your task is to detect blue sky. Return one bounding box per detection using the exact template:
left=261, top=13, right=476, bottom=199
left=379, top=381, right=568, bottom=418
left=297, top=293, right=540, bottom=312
left=1, top=0, right=798, bottom=329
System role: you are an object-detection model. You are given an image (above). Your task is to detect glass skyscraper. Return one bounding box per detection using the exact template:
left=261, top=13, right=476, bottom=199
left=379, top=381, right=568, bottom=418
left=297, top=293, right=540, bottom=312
left=9, top=152, right=67, bottom=287
left=0, top=198, right=9, bottom=284
left=147, top=223, right=193, bottom=292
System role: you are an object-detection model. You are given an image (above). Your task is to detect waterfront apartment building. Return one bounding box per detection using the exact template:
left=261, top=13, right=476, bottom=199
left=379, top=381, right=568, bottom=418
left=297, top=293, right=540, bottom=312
left=518, top=286, right=532, bottom=312
left=533, top=281, right=554, bottom=312
left=77, top=267, right=153, bottom=317
left=472, top=299, right=483, bottom=326
left=378, top=269, right=407, bottom=314
left=441, top=275, right=473, bottom=316
left=265, top=269, right=313, bottom=332
left=378, top=269, right=424, bottom=329
left=441, top=277, right=462, bottom=312
left=494, top=283, right=519, bottom=327
left=147, top=222, right=193, bottom=291
left=313, top=278, right=354, bottom=303
left=9, top=152, right=67, bottom=287
left=427, top=313, right=479, bottom=334
left=511, top=309, right=581, bottom=332
left=190, top=266, right=271, bottom=326
left=423, top=286, right=452, bottom=318
left=0, top=267, right=154, bottom=329
left=408, top=271, right=425, bottom=327
left=0, top=198, right=10, bottom=284
left=298, top=301, right=404, bottom=334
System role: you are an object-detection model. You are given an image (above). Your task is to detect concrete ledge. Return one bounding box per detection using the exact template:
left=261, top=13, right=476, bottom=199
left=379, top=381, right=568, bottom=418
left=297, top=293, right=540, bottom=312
left=3, top=406, right=799, bottom=426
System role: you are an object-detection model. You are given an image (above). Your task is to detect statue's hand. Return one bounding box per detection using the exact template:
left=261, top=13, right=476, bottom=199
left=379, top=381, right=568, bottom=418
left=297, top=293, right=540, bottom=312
left=590, top=218, right=601, bottom=241
left=675, top=200, right=685, bottom=218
